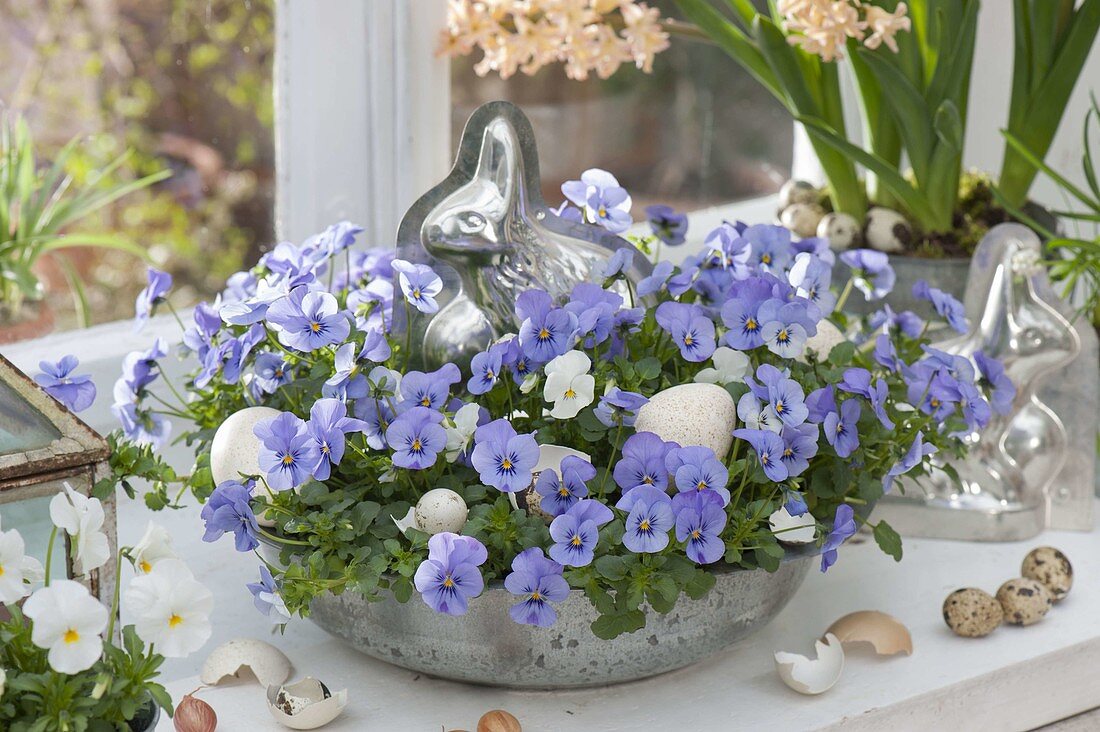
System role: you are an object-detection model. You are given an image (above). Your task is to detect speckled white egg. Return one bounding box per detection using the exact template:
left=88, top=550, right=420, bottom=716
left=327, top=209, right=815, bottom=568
left=1022, top=546, right=1073, bottom=601
left=797, top=320, right=847, bottom=363
left=864, top=207, right=912, bottom=253
left=210, top=406, right=282, bottom=487
left=817, top=212, right=861, bottom=250
left=943, top=588, right=1003, bottom=637
left=996, top=578, right=1053, bottom=626
left=778, top=179, right=819, bottom=211
left=633, top=383, right=737, bottom=460
left=414, top=488, right=469, bottom=535
left=780, top=203, right=825, bottom=239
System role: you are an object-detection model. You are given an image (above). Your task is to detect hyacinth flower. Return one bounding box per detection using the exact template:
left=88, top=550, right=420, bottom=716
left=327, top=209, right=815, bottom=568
left=470, top=419, right=539, bottom=493
left=34, top=355, right=96, bottom=413
left=516, top=289, right=578, bottom=363
left=612, top=431, right=677, bottom=491
left=840, top=249, right=896, bottom=302
left=134, top=267, right=173, bottom=331
left=266, top=286, right=350, bottom=352
left=306, top=398, right=370, bottom=481
left=594, top=387, right=648, bottom=428
left=385, top=406, right=447, bottom=470
left=824, top=398, right=861, bottom=458
left=646, top=204, right=688, bottom=246
left=392, top=259, right=443, bottom=314
left=504, top=548, right=571, bottom=628
left=200, top=480, right=259, bottom=552
left=820, top=504, right=858, bottom=572
left=617, top=485, right=674, bottom=554
left=548, top=499, right=613, bottom=567
left=973, top=351, right=1015, bottom=415
left=400, top=363, right=462, bottom=409
left=655, top=301, right=716, bottom=362
left=734, top=428, right=789, bottom=482
left=413, top=532, right=488, bottom=616
left=534, top=455, right=595, bottom=517
left=255, top=412, right=321, bottom=490
left=674, top=490, right=727, bottom=565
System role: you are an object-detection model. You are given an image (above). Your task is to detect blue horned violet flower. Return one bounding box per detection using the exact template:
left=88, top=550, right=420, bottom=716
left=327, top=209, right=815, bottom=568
left=400, top=363, right=462, bottom=410
left=517, top=289, right=577, bottom=363
left=134, top=267, right=173, bottom=330
left=561, top=168, right=633, bottom=234
left=504, top=548, right=570, bottom=628
left=564, top=283, right=621, bottom=348
left=392, top=259, right=443, bottom=314
left=594, top=387, right=648, bottom=428
left=637, top=260, right=675, bottom=297
left=655, top=301, right=716, bottom=362
left=734, top=428, right=788, bottom=482
left=869, top=303, right=923, bottom=338
left=386, top=406, right=446, bottom=470
left=346, top=279, right=394, bottom=333
left=534, top=456, right=595, bottom=517
left=355, top=397, right=398, bottom=451
left=883, top=430, right=938, bottom=491
left=306, top=398, right=369, bottom=480
left=120, top=338, right=168, bottom=392
left=252, top=353, right=292, bottom=397
left=646, top=204, right=688, bottom=246
left=757, top=299, right=815, bottom=359
left=779, top=423, right=820, bottom=477
left=840, top=249, right=895, bottom=301
left=743, top=223, right=794, bottom=274
left=255, top=412, right=321, bottom=490
left=839, top=368, right=894, bottom=429
left=673, top=491, right=727, bottom=565
left=703, top=222, right=752, bottom=278
left=201, top=480, right=259, bottom=552
left=413, top=532, right=488, bottom=616
left=666, top=446, right=730, bottom=506
left=548, top=499, right=613, bottom=567
left=753, top=364, right=809, bottom=427
left=467, top=342, right=510, bottom=395
left=266, top=286, right=350, bottom=352
left=973, top=351, right=1015, bottom=415
left=599, top=247, right=635, bottom=280
left=306, top=220, right=362, bottom=256
left=873, top=333, right=902, bottom=372
left=720, top=277, right=774, bottom=350
left=737, top=392, right=782, bottom=434
left=820, top=504, right=857, bottom=572
left=613, top=432, right=677, bottom=491
left=788, top=252, right=837, bottom=315
left=804, top=385, right=838, bottom=424
left=247, top=565, right=291, bottom=621
left=912, top=280, right=969, bottom=334
left=35, top=355, right=96, bottom=413
left=617, top=485, right=674, bottom=554
left=824, top=398, right=861, bottom=458
left=470, top=419, right=539, bottom=493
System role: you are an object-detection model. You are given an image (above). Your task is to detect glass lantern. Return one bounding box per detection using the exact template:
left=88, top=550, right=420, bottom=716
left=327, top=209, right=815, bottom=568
left=0, top=353, right=114, bottom=601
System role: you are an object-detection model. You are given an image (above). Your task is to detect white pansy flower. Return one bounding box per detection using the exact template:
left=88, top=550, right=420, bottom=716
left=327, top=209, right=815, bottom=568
left=444, top=403, right=481, bottom=463
left=518, top=372, right=539, bottom=394
left=0, top=666, right=5, bottom=698
left=695, top=347, right=752, bottom=386
left=737, top=392, right=782, bottom=434
left=123, top=559, right=213, bottom=658
left=0, top=528, right=34, bottom=604
left=49, top=484, right=110, bottom=572
left=131, top=522, right=177, bottom=574
left=543, top=351, right=595, bottom=419
left=23, top=580, right=108, bottom=673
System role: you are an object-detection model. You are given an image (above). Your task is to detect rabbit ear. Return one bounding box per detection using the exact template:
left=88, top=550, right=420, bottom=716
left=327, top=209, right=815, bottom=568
left=472, top=117, right=523, bottom=204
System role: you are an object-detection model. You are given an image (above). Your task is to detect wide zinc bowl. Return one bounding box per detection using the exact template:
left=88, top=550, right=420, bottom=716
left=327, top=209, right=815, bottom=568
left=290, top=549, right=814, bottom=689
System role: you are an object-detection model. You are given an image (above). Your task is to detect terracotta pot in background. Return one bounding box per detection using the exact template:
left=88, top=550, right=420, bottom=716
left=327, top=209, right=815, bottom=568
left=0, top=300, right=55, bottom=345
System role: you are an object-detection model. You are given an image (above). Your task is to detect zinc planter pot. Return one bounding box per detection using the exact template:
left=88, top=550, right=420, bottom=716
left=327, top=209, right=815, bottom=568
left=260, top=539, right=816, bottom=689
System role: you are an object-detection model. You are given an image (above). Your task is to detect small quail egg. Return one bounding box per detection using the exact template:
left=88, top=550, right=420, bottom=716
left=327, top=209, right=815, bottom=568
left=863, top=207, right=912, bottom=253
left=267, top=677, right=348, bottom=730
left=996, top=578, right=1053, bottom=626
left=780, top=203, right=826, bottom=239
left=778, top=179, right=819, bottom=211
left=513, top=478, right=555, bottom=523
left=816, top=212, right=861, bottom=250
left=414, top=488, right=469, bottom=535
left=942, top=588, right=1003, bottom=637
left=1021, top=546, right=1073, bottom=601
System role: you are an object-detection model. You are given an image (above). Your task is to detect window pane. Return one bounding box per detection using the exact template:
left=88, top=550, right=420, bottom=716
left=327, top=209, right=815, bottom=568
left=450, top=1, right=791, bottom=216
left=0, top=0, right=275, bottom=338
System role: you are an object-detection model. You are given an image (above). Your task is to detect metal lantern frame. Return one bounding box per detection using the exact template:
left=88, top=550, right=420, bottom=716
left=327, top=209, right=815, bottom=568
left=0, top=353, right=114, bottom=600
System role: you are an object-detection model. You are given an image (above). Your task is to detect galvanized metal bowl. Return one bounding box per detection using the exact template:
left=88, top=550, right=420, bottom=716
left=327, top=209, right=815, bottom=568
left=270, top=541, right=815, bottom=689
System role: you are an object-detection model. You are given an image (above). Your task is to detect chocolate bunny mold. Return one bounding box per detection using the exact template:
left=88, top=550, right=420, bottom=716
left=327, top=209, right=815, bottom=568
left=396, top=101, right=651, bottom=369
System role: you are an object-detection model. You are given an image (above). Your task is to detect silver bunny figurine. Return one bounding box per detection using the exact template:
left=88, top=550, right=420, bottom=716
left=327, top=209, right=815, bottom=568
left=878, top=223, right=1082, bottom=540
left=396, top=101, right=651, bottom=369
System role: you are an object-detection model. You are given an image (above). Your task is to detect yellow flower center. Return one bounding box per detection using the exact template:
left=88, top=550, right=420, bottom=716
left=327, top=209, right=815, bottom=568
left=598, top=207, right=607, bottom=218
left=0, top=564, right=5, bottom=578
left=696, top=481, right=707, bottom=491
left=930, top=397, right=941, bottom=408
left=531, top=591, right=542, bottom=601
left=571, top=535, right=583, bottom=546
left=420, top=396, right=431, bottom=407
left=501, top=458, right=513, bottom=470
left=683, top=334, right=694, bottom=346
left=412, top=288, right=422, bottom=299
left=309, top=321, right=321, bottom=332
left=564, top=388, right=576, bottom=399
left=761, top=454, right=771, bottom=465
left=64, top=629, right=80, bottom=644
left=777, top=329, right=789, bottom=342
left=281, top=454, right=295, bottom=465
left=538, top=327, right=551, bottom=341
left=411, top=438, right=423, bottom=452
left=169, top=614, right=184, bottom=628
left=761, top=253, right=772, bottom=264
left=691, top=529, right=702, bottom=539
left=639, top=520, right=651, bottom=532
left=443, top=575, right=455, bottom=588
left=775, top=400, right=785, bottom=414
left=559, top=487, right=570, bottom=497
left=783, top=448, right=793, bottom=458
left=745, top=317, right=758, bottom=331
left=139, top=560, right=152, bottom=574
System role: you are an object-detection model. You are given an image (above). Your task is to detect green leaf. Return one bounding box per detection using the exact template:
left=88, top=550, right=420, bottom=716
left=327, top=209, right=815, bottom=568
left=827, top=340, right=856, bottom=366
left=591, top=609, right=646, bottom=640
left=873, top=521, right=903, bottom=561
left=594, top=555, right=628, bottom=581
left=635, top=356, right=662, bottom=381
left=684, top=569, right=717, bottom=599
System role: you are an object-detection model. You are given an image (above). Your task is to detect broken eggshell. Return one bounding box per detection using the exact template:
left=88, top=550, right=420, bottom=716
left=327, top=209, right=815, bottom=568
left=774, top=633, right=845, bottom=695
left=507, top=444, right=591, bottom=516
left=267, top=677, right=348, bottom=730
left=768, top=506, right=816, bottom=544
left=392, top=507, right=418, bottom=536
left=826, top=610, right=913, bottom=656
left=200, top=638, right=292, bottom=688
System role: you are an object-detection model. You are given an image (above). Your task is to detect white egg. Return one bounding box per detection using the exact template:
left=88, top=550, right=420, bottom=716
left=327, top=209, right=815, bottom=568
left=633, top=383, right=737, bottom=460
left=768, top=506, right=817, bottom=544
left=780, top=203, right=825, bottom=239
left=414, top=488, right=469, bottom=535
left=778, top=179, right=819, bottom=211
left=816, top=212, right=861, bottom=250
left=507, top=445, right=591, bottom=518
left=267, top=677, right=348, bottom=730
left=201, top=638, right=292, bottom=688
left=864, top=206, right=912, bottom=253
left=774, top=633, right=845, bottom=695
left=210, top=406, right=282, bottom=487
left=796, top=319, right=847, bottom=363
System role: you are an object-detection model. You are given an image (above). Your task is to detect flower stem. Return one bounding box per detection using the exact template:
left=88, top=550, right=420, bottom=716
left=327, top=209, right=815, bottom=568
left=257, top=526, right=312, bottom=547
left=43, top=526, right=58, bottom=586
left=104, top=550, right=126, bottom=642
left=834, top=277, right=855, bottom=313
